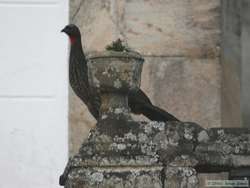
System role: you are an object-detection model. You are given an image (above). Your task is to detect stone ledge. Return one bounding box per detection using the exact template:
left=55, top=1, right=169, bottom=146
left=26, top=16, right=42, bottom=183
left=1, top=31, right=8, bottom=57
left=61, top=121, right=250, bottom=187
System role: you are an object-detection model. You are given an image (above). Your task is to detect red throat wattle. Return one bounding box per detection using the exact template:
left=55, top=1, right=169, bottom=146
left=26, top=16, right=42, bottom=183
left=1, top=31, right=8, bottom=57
left=69, top=36, right=76, bottom=44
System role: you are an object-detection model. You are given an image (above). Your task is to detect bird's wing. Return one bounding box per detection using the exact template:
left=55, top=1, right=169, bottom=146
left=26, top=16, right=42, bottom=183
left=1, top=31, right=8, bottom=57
left=138, top=103, right=179, bottom=122
left=69, top=54, right=90, bottom=99
left=128, top=89, right=179, bottom=122
left=128, top=89, right=152, bottom=105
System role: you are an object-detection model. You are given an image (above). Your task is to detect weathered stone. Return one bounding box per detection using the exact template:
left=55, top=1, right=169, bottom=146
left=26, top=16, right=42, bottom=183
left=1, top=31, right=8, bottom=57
left=165, top=167, right=198, bottom=188
left=67, top=118, right=250, bottom=186
left=197, top=130, right=209, bottom=143
left=221, top=0, right=242, bottom=128
left=87, top=51, right=143, bottom=93
left=241, top=0, right=250, bottom=127
left=69, top=87, right=96, bottom=156
left=123, top=0, right=220, bottom=57
left=70, top=0, right=220, bottom=57
left=195, top=128, right=250, bottom=169
left=69, top=0, right=115, bottom=156
left=72, top=0, right=118, bottom=52
left=69, top=56, right=221, bottom=155
left=61, top=121, right=202, bottom=187
left=141, top=57, right=221, bottom=128
left=65, top=167, right=163, bottom=188
left=63, top=117, right=250, bottom=187
left=65, top=2, right=250, bottom=188
left=68, top=0, right=222, bottom=157
left=70, top=0, right=82, bottom=21
left=87, top=51, right=144, bottom=121
left=169, top=155, right=199, bottom=167
left=221, top=0, right=250, bottom=128
left=198, top=173, right=228, bottom=188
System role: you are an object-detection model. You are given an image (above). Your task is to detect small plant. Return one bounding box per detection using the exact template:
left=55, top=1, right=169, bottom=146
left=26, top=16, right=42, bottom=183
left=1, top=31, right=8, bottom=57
left=106, top=38, right=128, bottom=52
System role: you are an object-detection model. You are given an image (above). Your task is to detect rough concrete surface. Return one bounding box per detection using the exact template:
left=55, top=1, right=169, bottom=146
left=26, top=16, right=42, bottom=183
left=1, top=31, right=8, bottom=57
left=124, top=0, right=220, bottom=57
left=141, top=57, right=221, bottom=128
left=70, top=0, right=220, bottom=57
left=221, top=0, right=250, bottom=128
left=221, top=0, right=242, bottom=128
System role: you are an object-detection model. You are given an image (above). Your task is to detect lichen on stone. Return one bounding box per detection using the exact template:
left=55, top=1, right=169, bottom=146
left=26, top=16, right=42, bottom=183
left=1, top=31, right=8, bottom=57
left=138, top=133, right=148, bottom=143
left=90, top=172, right=104, bottom=183
left=184, top=127, right=194, bottom=140
left=61, top=120, right=250, bottom=187
left=101, top=114, right=108, bottom=120
left=114, top=79, right=122, bottom=88
left=124, top=132, right=137, bottom=141
left=197, top=130, right=209, bottom=143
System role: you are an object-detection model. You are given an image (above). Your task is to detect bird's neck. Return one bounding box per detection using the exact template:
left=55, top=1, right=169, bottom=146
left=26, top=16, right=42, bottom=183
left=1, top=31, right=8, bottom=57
left=70, top=38, right=85, bottom=58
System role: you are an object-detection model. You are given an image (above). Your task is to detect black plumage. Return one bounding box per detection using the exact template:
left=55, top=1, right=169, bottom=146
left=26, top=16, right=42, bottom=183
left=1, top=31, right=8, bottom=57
left=62, top=24, right=179, bottom=122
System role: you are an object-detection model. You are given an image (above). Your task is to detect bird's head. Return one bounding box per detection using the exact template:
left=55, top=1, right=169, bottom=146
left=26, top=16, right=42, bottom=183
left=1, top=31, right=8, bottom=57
left=61, top=24, right=81, bottom=44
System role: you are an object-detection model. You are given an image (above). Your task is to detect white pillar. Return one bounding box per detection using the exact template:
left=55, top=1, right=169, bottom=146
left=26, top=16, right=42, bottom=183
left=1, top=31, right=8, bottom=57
left=0, top=0, right=69, bottom=187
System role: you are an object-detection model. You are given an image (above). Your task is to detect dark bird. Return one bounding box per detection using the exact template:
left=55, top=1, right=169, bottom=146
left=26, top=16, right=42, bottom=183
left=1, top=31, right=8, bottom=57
left=61, top=24, right=179, bottom=122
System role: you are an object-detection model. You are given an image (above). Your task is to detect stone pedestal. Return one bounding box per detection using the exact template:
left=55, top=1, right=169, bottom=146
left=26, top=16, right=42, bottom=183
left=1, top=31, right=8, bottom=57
left=60, top=121, right=200, bottom=188
left=62, top=122, right=163, bottom=188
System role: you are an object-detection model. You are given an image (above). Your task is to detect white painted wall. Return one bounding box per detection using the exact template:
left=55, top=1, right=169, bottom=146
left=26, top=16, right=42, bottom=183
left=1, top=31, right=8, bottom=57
left=0, top=0, right=68, bottom=187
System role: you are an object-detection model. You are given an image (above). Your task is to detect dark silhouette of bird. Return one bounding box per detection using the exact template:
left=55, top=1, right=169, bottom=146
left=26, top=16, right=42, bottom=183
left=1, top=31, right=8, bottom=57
left=61, top=24, right=179, bottom=122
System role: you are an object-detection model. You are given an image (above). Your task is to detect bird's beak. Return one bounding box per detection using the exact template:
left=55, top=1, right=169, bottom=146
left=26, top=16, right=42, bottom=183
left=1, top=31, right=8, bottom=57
left=61, top=28, right=66, bottom=33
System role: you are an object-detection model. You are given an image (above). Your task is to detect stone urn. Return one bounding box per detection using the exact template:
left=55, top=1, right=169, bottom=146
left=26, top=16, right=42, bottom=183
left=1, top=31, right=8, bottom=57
left=87, top=51, right=143, bottom=120
left=87, top=51, right=144, bottom=134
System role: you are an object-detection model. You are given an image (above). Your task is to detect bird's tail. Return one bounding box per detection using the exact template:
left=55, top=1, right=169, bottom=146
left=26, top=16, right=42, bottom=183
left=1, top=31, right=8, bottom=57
left=140, top=103, right=180, bottom=122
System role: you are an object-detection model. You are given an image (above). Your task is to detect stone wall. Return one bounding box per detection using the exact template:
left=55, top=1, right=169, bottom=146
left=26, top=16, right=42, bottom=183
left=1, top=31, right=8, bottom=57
left=69, top=0, right=221, bottom=155
left=221, top=0, right=250, bottom=127
left=221, top=0, right=241, bottom=127
left=241, top=0, right=250, bottom=127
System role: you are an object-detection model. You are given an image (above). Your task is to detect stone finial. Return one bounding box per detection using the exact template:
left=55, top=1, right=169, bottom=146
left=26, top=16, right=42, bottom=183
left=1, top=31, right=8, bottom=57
left=87, top=51, right=143, bottom=120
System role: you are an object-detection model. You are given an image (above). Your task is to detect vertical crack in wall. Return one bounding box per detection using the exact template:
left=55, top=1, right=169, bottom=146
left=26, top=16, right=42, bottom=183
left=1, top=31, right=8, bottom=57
left=110, top=0, right=128, bottom=43
left=71, top=0, right=85, bottom=22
